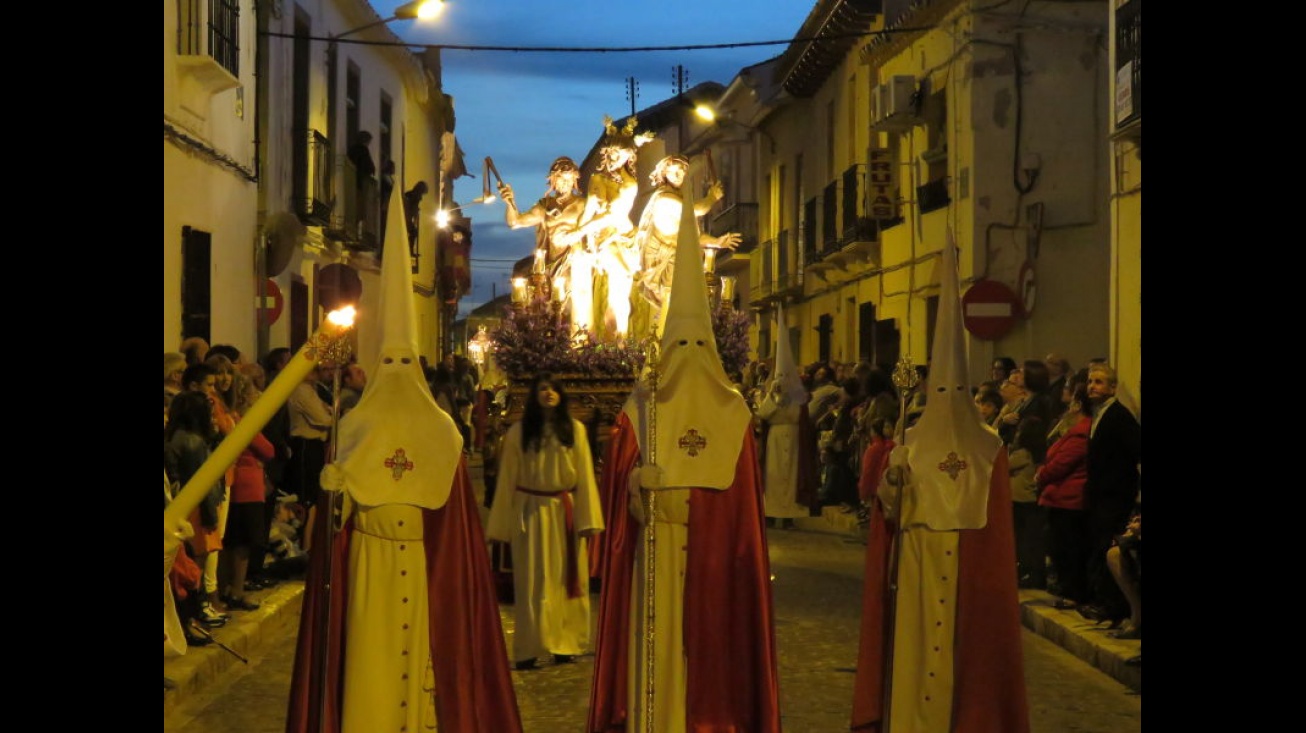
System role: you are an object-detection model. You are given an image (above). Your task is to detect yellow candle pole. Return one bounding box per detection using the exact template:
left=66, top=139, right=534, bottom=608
left=164, top=307, right=357, bottom=556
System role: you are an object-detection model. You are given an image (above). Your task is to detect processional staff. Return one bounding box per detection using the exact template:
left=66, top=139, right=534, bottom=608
left=313, top=332, right=356, bottom=733
left=640, top=340, right=661, bottom=733
left=880, top=355, right=920, bottom=733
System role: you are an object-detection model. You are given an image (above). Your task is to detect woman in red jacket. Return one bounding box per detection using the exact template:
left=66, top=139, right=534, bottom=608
left=1035, top=384, right=1092, bottom=609
left=221, top=372, right=276, bottom=611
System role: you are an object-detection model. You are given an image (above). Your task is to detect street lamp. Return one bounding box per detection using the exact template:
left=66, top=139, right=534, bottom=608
left=435, top=201, right=491, bottom=229
left=694, top=104, right=776, bottom=153
left=336, top=0, right=446, bottom=41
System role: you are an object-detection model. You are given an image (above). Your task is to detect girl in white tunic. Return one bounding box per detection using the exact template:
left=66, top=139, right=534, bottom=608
left=487, top=373, right=603, bottom=669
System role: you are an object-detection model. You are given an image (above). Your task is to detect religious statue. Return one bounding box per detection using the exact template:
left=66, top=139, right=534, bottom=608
left=560, top=116, right=654, bottom=341
left=633, top=154, right=741, bottom=339
left=498, top=157, right=586, bottom=328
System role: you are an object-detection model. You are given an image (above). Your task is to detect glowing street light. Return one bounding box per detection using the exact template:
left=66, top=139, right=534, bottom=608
left=692, top=103, right=776, bottom=153
left=335, top=0, right=446, bottom=41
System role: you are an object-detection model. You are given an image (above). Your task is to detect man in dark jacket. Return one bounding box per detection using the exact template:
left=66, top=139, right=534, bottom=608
left=1080, top=364, right=1141, bottom=621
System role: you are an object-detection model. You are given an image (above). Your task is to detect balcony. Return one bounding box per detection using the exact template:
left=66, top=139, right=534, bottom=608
left=748, top=231, right=801, bottom=307
left=748, top=237, right=775, bottom=306
left=294, top=129, right=332, bottom=227
left=710, top=202, right=760, bottom=253
left=772, top=230, right=803, bottom=301
left=803, top=164, right=883, bottom=281
left=327, top=160, right=380, bottom=252
left=175, top=0, right=241, bottom=118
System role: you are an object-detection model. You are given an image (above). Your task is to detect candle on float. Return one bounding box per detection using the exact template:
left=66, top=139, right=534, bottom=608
left=511, top=277, right=529, bottom=304
left=721, top=275, right=736, bottom=303
left=702, top=246, right=719, bottom=274
left=164, top=307, right=356, bottom=552
left=553, top=275, right=567, bottom=303
left=533, top=248, right=546, bottom=274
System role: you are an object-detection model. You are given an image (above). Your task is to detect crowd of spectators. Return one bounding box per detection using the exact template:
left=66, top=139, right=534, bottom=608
left=164, top=340, right=315, bottom=656
left=739, top=351, right=1142, bottom=644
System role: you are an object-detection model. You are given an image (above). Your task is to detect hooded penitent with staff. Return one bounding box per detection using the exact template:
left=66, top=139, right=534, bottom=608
left=587, top=181, right=780, bottom=733
left=850, top=238, right=1029, bottom=733
left=285, top=180, right=521, bottom=733
left=754, top=303, right=821, bottom=527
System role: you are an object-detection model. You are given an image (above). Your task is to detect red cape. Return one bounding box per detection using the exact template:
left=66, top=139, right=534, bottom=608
left=850, top=448, right=1030, bottom=733
left=587, top=412, right=781, bottom=733
left=285, top=460, right=522, bottom=733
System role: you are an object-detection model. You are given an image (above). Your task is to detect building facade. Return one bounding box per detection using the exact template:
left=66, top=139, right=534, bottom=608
left=742, top=0, right=1115, bottom=383
left=164, top=0, right=260, bottom=355
left=165, top=0, right=464, bottom=368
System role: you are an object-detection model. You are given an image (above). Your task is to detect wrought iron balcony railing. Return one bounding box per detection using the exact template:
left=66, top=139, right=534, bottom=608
left=710, top=202, right=760, bottom=253
left=295, top=129, right=332, bottom=227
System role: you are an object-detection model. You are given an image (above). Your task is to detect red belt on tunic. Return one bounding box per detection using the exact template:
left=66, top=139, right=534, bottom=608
left=515, top=486, right=582, bottom=598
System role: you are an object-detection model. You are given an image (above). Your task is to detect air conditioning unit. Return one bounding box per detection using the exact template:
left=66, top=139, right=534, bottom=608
left=872, top=75, right=919, bottom=131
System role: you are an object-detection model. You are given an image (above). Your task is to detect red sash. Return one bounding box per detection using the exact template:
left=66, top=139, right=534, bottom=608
left=515, top=487, right=582, bottom=598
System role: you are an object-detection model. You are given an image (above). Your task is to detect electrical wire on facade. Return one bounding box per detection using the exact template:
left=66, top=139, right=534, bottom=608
left=165, top=119, right=258, bottom=182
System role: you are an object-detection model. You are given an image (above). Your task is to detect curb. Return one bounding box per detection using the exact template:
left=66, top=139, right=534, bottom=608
left=164, top=580, right=306, bottom=720
left=784, top=513, right=1142, bottom=693
left=1018, top=590, right=1142, bottom=693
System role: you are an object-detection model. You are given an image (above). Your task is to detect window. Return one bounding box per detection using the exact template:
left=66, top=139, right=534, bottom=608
left=176, top=0, right=239, bottom=77
left=826, top=100, right=836, bottom=180
left=346, top=63, right=361, bottom=153
left=817, top=314, right=833, bottom=365
left=380, top=93, right=394, bottom=166
left=181, top=227, right=212, bottom=344
left=917, top=82, right=950, bottom=214
left=847, top=74, right=858, bottom=165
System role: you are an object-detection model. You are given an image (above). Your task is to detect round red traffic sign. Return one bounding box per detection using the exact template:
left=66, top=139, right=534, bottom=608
left=962, top=279, right=1021, bottom=340
left=259, top=279, right=284, bottom=326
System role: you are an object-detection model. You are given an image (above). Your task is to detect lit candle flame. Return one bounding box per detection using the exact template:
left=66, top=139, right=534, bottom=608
left=327, top=305, right=357, bottom=328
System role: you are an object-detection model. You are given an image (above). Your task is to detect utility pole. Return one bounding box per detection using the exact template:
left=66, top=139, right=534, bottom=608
left=672, top=65, right=688, bottom=96
left=672, top=65, right=690, bottom=152
left=625, top=76, right=639, bottom=117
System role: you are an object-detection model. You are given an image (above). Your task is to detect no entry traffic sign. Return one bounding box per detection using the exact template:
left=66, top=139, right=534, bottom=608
left=962, top=279, right=1021, bottom=340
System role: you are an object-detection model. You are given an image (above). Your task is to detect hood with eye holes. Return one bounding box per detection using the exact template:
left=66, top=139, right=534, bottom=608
left=896, top=237, right=1002, bottom=530
left=623, top=164, right=753, bottom=490
left=332, top=349, right=461, bottom=510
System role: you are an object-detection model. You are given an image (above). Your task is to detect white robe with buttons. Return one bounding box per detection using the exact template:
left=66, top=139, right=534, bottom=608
left=341, top=503, right=437, bottom=733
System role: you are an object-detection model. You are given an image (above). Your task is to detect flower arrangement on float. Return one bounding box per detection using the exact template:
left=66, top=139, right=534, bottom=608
left=488, top=301, right=751, bottom=380
left=488, top=305, right=649, bottom=378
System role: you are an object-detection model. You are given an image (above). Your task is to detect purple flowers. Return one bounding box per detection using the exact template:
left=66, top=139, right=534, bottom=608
left=489, top=303, right=752, bottom=379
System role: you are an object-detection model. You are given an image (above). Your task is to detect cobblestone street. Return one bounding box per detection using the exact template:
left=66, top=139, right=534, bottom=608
left=165, top=527, right=1139, bottom=732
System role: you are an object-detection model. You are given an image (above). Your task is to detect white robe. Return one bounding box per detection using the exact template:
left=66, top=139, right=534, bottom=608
left=755, top=395, right=808, bottom=519
left=486, top=419, right=603, bottom=662
left=886, top=527, right=961, bottom=731
left=627, top=486, right=691, bottom=733
left=340, top=502, right=438, bottom=733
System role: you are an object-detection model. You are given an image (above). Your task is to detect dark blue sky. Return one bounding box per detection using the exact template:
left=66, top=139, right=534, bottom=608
left=375, top=0, right=815, bottom=316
